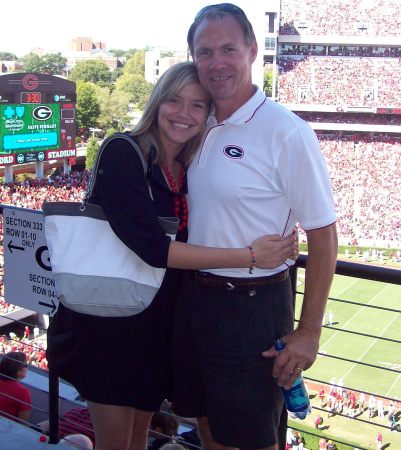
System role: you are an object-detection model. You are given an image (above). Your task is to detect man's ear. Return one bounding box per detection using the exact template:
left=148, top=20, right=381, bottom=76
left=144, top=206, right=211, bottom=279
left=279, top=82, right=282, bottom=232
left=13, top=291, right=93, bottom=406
left=249, top=41, right=258, bottom=64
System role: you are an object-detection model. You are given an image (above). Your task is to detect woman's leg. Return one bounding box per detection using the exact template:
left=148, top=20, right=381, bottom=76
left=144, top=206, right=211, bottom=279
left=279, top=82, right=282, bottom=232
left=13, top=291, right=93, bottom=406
left=87, top=401, right=154, bottom=450
left=128, top=409, right=154, bottom=450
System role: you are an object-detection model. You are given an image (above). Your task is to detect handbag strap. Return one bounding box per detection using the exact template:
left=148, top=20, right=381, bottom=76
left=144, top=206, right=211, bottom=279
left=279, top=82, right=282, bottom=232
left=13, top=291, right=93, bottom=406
left=83, top=133, right=151, bottom=206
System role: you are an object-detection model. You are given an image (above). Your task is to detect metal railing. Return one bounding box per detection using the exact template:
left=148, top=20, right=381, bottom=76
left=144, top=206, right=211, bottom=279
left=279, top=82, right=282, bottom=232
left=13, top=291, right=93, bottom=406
left=1, top=250, right=400, bottom=448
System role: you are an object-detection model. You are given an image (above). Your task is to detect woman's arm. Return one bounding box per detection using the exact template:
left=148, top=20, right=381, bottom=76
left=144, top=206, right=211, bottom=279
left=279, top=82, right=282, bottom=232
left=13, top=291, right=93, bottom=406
left=97, top=139, right=297, bottom=271
left=168, top=233, right=298, bottom=270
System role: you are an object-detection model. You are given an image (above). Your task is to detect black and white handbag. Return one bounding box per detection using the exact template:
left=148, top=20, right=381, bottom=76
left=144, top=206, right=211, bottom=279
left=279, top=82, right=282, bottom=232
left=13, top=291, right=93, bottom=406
left=43, top=133, right=179, bottom=317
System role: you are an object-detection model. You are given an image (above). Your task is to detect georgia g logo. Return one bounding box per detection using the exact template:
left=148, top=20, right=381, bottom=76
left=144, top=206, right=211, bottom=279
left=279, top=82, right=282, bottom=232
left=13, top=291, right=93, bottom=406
left=32, top=106, right=53, bottom=121
left=223, top=145, right=244, bottom=159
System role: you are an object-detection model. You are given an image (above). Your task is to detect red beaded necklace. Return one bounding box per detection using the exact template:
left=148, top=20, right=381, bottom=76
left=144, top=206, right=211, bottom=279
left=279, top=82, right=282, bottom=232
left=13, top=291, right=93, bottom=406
left=162, top=165, right=188, bottom=232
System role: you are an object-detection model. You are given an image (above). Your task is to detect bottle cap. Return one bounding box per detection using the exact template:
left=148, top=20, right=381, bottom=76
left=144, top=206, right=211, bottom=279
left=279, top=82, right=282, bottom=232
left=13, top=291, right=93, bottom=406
left=274, top=339, right=286, bottom=352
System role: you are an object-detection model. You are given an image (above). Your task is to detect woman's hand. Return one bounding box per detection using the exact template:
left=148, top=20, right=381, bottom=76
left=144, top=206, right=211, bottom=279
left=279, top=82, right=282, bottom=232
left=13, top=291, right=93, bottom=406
left=251, top=231, right=299, bottom=269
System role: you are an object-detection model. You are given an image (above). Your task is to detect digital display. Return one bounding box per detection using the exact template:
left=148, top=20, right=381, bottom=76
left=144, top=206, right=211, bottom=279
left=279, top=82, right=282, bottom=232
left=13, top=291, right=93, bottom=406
left=20, top=92, right=42, bottom=104
left=0, top=73, right=77, bottom=164
left=0, top=103, right=60, bottom=153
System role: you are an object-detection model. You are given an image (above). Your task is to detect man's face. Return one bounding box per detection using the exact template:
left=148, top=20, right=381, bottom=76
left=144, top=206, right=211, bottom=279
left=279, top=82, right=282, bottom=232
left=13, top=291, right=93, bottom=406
left=192, top=14, right=257, bottom=118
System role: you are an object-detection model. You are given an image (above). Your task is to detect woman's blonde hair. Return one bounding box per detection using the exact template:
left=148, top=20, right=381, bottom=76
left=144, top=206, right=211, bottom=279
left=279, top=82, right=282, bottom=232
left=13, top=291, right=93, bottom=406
left=130, top=61, right=210, bottom=167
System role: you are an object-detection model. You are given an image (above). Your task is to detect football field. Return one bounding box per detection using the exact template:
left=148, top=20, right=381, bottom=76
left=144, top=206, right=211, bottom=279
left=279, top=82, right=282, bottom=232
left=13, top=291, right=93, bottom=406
left=293, top=269, right=401, bottom=448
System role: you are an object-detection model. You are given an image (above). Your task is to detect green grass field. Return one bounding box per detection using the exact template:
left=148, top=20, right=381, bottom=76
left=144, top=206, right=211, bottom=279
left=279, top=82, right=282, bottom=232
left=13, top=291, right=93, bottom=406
left=291, top=270, right=401, bottom=449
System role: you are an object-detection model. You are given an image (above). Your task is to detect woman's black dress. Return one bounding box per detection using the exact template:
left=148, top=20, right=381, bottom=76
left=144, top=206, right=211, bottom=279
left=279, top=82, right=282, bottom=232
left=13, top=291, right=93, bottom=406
left=46, top=137, right=187, bottom=411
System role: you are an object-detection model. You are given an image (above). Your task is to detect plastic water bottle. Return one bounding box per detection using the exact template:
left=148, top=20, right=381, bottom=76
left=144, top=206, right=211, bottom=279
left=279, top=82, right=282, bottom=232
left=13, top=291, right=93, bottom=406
left=274, top=339, right=311, bottom=419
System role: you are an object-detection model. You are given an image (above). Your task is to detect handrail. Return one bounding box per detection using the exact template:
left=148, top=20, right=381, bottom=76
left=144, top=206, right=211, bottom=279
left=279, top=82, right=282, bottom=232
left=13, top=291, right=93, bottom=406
left=0, top=205, right=400, bottom=447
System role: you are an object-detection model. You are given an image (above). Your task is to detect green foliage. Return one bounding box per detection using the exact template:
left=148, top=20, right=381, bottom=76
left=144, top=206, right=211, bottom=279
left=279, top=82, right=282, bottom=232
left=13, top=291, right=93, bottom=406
left=41, top=53, right=67, bottom=75
left=108, top=49, right=127, bottom=57
left=21, top=53, right=44, bottom=72
left=124, top=51, right=146, bottom=75
left=69, top=60, right=112, bottom=87
left=76, top=81, right=101, bottom=132
left=114, top=50, right=154, bottom=110
left=0, top=52, right=17, bottom=61
left=111, top=67, right=124, bottom=82
left=85, top=138, right=100, bottom=170
left=263, top=70, right=277, bottom=97
left=21, top=52, right=66, bottom=75
left=93, top=84, right=131, bottom=132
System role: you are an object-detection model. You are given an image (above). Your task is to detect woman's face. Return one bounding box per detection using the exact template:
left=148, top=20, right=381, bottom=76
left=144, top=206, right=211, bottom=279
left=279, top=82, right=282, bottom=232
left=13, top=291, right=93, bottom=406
left=157, top=82, right=210, bottom=154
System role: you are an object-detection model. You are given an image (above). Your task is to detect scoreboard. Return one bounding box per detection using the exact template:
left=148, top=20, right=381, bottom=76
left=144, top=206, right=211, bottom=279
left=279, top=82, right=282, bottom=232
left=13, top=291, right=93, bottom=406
left=0, top=73, right=76, bottom=164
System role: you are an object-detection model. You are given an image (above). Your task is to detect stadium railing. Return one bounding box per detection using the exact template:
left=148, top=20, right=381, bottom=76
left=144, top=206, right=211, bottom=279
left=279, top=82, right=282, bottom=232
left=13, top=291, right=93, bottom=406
left=0, top=223, right=400, bottom=448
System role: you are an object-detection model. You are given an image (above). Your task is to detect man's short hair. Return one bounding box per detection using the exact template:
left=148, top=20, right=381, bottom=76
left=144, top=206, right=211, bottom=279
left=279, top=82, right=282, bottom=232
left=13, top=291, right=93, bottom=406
left=187, top=3, right=256, bottom=55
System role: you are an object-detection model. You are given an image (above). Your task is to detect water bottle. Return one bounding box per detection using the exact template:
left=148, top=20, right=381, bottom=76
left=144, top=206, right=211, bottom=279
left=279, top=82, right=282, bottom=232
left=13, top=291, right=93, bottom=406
left=274, top=339, right=311, bottom=419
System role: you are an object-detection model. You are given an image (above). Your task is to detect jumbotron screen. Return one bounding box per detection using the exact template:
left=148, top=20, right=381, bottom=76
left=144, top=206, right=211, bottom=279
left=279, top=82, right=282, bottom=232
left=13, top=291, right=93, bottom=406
left=0, top=103, right=61, bottom=153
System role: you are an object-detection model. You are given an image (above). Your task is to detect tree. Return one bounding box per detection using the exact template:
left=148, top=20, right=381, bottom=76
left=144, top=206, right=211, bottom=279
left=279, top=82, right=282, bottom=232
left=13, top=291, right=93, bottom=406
left=76, top=81, right=101, bottom=133
left=115, top=73, right=153, bottom=110
left=69, top=60, right=112, bottom=87
left=123, top=51, right=146, bottom=77
left=114, top=50, right=153, bottom=110
left=0, top=52, right=17, bottom=60
left=264, top=70, right=277, bottom=97
left=41, top=53, right=66, bottom=75
left=93, top=85, right=131, bottom=133
left=85, top=137, right=100, bottom=170
left=21, top=53, right=45, bottom=72
left=20, top=52, right=66, bottom=74
left=108, top=49, right=127, bottom=58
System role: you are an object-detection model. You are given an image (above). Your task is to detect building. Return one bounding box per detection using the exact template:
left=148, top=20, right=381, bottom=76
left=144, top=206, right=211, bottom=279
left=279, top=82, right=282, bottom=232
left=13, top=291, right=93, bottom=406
left=145, top=49, right=187, bottom=84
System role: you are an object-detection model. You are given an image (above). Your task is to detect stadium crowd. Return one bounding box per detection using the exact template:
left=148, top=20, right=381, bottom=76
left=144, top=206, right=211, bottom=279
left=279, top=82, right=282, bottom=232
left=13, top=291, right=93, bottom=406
left=319, top=134, right=401, bottom=243
left=279, top=0, right=401, bottom=37
left=0, top=335, right=47, bottom=370
left=280, top=45, right=401, bottom=58
left=278, top=57, right=401, bottom=108
left=296, top=112, right=401, bottom=126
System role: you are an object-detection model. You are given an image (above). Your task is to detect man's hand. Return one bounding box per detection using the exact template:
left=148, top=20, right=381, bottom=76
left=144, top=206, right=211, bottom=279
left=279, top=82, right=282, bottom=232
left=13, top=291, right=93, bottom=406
left=262, top=327, right=320, bottom=390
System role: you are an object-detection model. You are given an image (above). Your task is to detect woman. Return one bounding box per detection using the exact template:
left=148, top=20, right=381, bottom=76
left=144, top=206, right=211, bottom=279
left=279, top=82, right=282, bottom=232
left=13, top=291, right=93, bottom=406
left=47, top=62, right=297, bottom=450
left=0, top=351, right=32, bottom=424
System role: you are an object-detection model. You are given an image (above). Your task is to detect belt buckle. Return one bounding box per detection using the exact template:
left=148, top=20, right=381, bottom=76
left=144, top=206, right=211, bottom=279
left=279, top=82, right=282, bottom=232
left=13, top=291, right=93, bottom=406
left=225, top=282, right=235, bottom=290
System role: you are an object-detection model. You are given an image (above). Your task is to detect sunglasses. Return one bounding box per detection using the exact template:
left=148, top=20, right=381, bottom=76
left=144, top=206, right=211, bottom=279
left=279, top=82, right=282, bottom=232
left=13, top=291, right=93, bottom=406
left=194, top=3, right=246, bottom=22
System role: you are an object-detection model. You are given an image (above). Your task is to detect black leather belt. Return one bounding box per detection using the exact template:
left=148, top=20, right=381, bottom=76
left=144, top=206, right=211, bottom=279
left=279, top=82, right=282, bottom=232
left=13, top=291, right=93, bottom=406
left=193, top=269, right=289, bottom=290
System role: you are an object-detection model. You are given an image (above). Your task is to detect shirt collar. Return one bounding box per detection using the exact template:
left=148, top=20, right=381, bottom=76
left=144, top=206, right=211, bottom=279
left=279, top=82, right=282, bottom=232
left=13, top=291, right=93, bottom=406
left=209, top=86, right=266, bottom=126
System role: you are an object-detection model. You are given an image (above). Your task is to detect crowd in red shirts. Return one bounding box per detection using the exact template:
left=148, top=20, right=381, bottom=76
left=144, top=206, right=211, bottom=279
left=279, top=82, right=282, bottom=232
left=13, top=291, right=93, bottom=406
left=278, top=57, right=401, bottom=108
left=0, top=334, right=47, bottom=370
left=279, top=0, right=401, bottom=37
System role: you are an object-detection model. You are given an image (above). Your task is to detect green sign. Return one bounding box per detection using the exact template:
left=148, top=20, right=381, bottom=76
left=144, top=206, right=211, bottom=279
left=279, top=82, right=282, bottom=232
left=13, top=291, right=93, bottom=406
left=0, top=103, right=61, bottom=154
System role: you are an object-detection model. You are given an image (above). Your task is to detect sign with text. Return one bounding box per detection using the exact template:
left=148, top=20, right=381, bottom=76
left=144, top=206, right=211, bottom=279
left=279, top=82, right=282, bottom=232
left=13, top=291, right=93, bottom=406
left=3, top=206, right=58, bottom=315
left=0, top=73, right=76, bottom=164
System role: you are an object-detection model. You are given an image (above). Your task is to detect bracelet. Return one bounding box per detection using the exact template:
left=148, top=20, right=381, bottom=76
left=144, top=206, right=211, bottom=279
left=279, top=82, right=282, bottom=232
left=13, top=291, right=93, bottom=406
left=248, top=245, right=256, bottom=274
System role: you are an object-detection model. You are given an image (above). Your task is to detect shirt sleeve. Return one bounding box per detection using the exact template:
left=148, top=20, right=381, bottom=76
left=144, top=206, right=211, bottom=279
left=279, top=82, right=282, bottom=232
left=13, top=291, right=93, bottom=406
left=278, top=124, right=337, bottom=230
left=17, top=385, right=32, bottom=412
left=94, top=138, right=171, bottom=268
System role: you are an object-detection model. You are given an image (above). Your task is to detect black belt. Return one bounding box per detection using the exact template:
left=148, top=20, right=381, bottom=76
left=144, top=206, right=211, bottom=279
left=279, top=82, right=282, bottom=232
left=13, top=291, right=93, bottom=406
left=193, top=269, right=289, bottom=290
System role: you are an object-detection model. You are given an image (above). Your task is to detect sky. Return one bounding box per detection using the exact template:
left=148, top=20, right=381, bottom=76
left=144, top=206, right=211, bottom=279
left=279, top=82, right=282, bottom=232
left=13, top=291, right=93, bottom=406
left=0, top=0, right=268, bottom=56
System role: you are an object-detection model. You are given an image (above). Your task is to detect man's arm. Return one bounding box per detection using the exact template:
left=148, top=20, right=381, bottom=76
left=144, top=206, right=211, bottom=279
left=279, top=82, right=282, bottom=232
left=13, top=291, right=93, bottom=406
left=263, top=222, right=338, bottom=389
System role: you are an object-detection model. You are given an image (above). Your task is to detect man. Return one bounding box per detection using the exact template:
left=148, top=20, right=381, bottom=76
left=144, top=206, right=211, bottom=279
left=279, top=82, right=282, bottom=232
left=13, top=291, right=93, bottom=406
left=172, top=4, right=338, bottom=450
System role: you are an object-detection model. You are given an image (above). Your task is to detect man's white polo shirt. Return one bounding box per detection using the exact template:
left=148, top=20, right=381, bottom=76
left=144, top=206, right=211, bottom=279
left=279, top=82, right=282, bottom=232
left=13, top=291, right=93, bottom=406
left=187, top=88, right=336, bottom=277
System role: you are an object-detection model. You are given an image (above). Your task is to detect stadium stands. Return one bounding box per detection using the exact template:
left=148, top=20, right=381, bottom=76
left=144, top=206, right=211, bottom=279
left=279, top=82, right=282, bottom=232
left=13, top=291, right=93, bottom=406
left=279, top=0, right=401, bottom=37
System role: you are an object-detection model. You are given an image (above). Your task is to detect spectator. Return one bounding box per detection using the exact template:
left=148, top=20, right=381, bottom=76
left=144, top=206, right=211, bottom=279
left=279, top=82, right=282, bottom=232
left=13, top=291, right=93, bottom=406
left=0, top=351, right=31, bottom=423
left=60, top=434, right=93, bottom=450
left=376, top=431, right=383, bottom=449
left=148, top=410, right=179, bottom=450
left=37, top=406, right=95, bottom=447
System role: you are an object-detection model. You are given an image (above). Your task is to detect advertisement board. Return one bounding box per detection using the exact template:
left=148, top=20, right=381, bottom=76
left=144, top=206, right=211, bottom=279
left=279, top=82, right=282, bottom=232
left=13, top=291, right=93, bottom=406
left=0, top=73, right=76, bottom=164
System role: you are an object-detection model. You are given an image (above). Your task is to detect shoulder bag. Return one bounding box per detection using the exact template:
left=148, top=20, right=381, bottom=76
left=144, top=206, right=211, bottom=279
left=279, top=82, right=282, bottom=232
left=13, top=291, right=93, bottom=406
left=43, top=133, right=179, bottom=317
